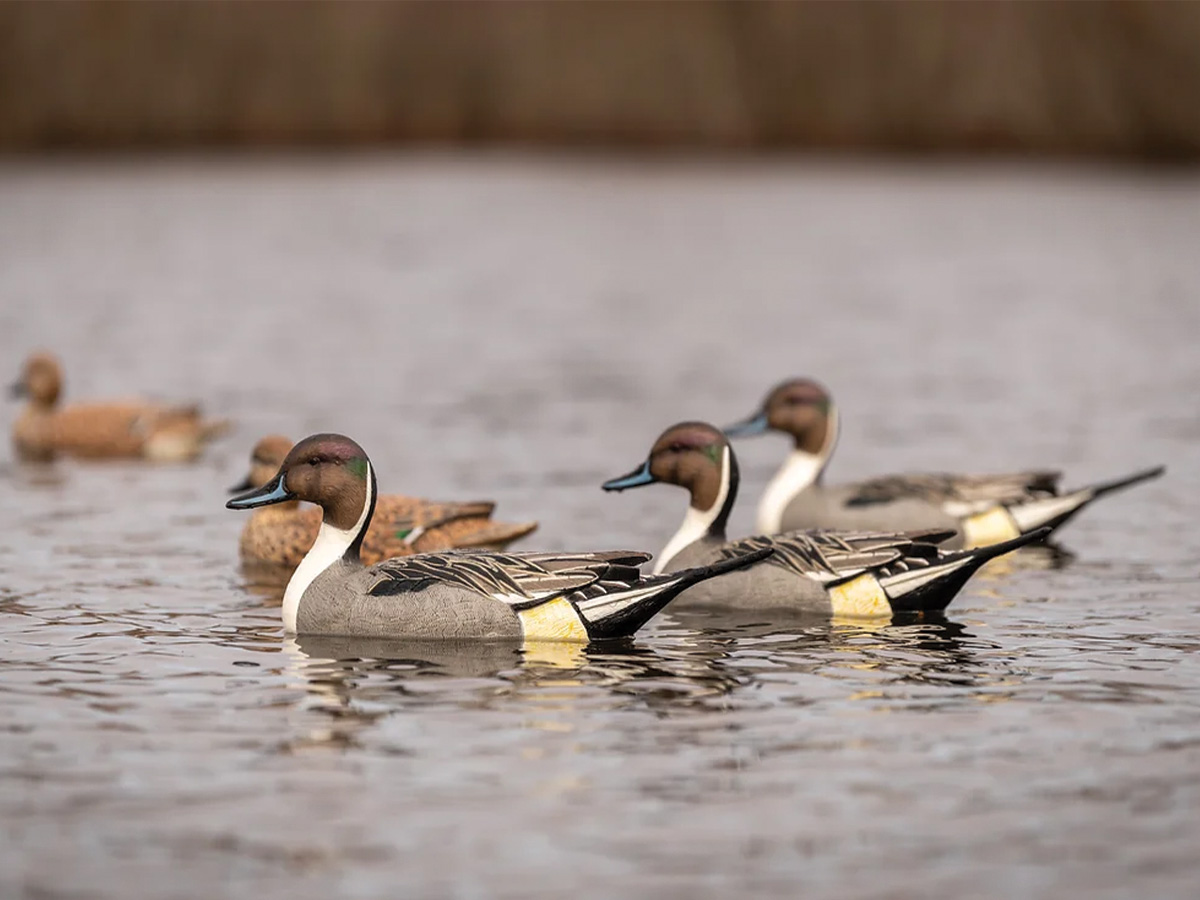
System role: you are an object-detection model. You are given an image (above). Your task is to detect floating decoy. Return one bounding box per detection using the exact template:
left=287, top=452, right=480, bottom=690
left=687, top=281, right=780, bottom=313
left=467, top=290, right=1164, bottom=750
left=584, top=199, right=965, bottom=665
left=725, top=378, right=1164, bottom=548
left=603, top=421, right=1047, bottom=615
left=9, top=351, right=228, bottom=461
left=232, top=435, right=538, bottom=567
left=227, top=433, right=770, bottom=640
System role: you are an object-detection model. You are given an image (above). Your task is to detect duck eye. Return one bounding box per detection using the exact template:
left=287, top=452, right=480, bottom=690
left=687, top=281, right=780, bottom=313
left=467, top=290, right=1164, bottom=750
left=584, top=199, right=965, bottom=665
left=308, top=456, right=320, bottom=467
left=669, top=443, right=686, bottom=453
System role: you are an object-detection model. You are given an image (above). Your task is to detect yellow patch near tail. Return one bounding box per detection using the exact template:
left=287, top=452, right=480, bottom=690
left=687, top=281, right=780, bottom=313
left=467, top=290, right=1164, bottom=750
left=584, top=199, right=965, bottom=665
left=517, top=598, right=589, bottom=643
left=521, top=641, right=588, bottom=670
left=828, top=574, right=891, bottom=618
left=962, top=507, right=1021, bottom=549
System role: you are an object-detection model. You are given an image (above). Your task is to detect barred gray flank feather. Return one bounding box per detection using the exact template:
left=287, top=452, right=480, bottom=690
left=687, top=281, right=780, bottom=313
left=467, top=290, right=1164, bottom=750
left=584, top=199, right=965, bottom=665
left=845, top=471, right=1062, bottom=510
left=365, top=549, right=652, bottom=608
left=717, top=529, right=955, bottom=584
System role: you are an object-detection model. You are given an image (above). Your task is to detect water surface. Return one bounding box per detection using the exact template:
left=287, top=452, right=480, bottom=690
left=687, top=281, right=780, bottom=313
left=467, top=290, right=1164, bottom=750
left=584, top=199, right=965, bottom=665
left=1, top=155, right=1197, bottom=899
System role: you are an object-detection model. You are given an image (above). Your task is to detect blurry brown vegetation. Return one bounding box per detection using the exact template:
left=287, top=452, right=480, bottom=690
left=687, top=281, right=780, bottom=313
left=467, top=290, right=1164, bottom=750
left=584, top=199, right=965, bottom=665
left=1, top=1, right=1199, bottom=157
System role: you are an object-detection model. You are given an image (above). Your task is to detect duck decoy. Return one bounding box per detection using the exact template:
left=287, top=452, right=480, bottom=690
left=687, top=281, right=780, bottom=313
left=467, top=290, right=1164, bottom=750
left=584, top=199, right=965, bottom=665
left=232, top=435, right=538, bottom=568
left=227, top=433, right=770, bottom=640
left=725, top=378, right=1164, bottom=549
left=602, top=421, right=1047, bottom=615
left=9, top=351, right=229, bottom=461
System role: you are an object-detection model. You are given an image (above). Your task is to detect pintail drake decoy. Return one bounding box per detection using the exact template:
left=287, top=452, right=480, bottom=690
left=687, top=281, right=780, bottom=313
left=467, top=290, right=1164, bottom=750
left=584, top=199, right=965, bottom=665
left=227, top=433, right=771, bottom=641
left=724, top=378, right=1165, bottom=550
left=602, top=421, right=1047, bottom=616
left=232, top=435, right=539, bottom=568
left=9, top=352, right=229, bottom=461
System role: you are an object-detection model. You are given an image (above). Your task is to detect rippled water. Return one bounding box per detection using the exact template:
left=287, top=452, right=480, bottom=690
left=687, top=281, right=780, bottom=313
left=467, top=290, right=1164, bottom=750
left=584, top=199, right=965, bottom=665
left=1, top=155, right=1198, bottom=899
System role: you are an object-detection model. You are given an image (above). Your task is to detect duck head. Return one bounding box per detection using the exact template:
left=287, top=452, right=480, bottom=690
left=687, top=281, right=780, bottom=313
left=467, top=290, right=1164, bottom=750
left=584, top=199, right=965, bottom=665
left=602, top=422, right=738, bottom=573
left=11, top=352, right=63, bottom=407
left=724, top=378, right=835, bottom=454
left=229, top=434, right=295, bottom=494
left=228, top=433, right=378, bottom=632
left=227, top=432, right=376, bottom=536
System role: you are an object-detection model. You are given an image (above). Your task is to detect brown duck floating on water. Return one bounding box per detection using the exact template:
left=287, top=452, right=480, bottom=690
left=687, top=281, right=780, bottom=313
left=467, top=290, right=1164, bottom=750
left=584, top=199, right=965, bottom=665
left=9, top=352, right=229, bottom=462
left=232, top=435, right=539, bottom=568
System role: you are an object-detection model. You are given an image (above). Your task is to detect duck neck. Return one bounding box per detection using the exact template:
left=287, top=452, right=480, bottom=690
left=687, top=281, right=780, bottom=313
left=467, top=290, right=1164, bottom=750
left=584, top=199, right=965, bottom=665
left=756, top=406, right=838, bottom=534
left=282, top=462, right=376, bottom=632
left=654, top=446, right=738, bottom=574
left=24, top=396, right=56, bottom=416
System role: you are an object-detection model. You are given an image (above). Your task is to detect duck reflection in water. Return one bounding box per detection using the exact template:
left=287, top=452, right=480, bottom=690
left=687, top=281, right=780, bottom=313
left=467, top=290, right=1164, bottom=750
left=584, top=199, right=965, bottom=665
left=285, top=633, right=755, bottom=727
left=280, top=608, right=999, bottom=739
left=662, top=607, right=996, bottom=692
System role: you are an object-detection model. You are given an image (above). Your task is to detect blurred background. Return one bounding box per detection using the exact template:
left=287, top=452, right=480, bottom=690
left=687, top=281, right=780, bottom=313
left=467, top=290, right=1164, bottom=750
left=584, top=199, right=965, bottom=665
left=3, top=5, right=1200, bottom=900
left=2, top=1, right=1199, bottom=156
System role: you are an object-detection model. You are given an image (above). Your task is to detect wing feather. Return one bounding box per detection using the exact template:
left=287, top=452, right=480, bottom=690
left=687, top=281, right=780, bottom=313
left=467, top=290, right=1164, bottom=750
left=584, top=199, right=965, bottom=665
left=846, top=471, right=1062, bottom=511
left=364, top=549, right=651, bottom=608
left=719, top=529, right=950, bottom=584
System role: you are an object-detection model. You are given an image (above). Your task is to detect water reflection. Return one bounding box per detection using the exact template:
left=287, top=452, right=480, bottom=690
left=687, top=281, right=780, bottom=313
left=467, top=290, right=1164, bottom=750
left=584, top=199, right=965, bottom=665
left=663, top=607, right=1015, bottom=700
left=280, top=610, right=1007, bottom=748
left=290, top=634, right=750, bottom=714
left=237, top=562, right=289, bottom=604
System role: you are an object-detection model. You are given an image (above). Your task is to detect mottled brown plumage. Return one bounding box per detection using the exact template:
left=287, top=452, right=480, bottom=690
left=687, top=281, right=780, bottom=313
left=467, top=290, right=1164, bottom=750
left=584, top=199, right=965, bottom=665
left=9, top=352, right=228, bottom=461
left=234, top=435, right=537, bottom=568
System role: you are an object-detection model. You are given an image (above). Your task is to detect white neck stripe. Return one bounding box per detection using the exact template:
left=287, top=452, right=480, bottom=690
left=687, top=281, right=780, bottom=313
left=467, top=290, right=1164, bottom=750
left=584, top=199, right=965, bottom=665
left=654, top=445, right=731, bottom=574
left=281, top=462, right=374, bottom=633
left=755, top=407, right=838, bottom=534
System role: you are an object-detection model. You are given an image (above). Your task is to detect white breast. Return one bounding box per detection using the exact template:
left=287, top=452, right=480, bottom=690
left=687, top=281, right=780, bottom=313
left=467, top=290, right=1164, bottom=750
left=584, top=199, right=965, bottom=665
left=755, top=450, right=825, bottom=534
left=281, top=463, right=374, bottom=632
left=655, top=446, right=732, bottom=574
left=755, top=407, right=838, bottom=534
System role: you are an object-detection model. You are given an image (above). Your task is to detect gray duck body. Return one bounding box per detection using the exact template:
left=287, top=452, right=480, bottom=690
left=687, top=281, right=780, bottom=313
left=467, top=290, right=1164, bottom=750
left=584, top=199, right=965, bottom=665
left=726, top=379, right=1164, bottom=549
left=224, top=432, right=773, bottom=642
left=601, top=422, right=1037, bottom=617
left=778, top=484, right=965, bottom=548
left=288, top=546, right=774, bottom=641
left=772, top=467, right=1165, bottom=550
left=296, top=556, right=524, bottom=639
left=661, top=533, right=876, bottom=613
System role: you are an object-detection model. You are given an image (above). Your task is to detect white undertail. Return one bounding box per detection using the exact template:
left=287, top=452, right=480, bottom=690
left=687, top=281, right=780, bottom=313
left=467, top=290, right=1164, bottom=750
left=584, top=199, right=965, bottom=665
left=756, top=407, right=839, bottom=534
left=282, top=462, right=374, bottom=633
left=655, top=446, right=732, bottom=574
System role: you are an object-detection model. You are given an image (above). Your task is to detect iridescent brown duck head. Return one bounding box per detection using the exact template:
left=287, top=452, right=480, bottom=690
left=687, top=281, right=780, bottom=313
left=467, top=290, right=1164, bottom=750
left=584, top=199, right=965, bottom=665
left=724, top=377, right=835, bottom=454
left=602, top=421, right=738, bottom=573
left=227, top=433, right=377, bottom=545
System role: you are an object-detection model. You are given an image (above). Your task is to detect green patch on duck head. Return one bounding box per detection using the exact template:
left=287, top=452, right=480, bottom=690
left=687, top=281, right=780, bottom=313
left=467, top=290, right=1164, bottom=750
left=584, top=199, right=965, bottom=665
left=703, top=443, right=722, bottom=464
left=346, top=458, right=369, bottom=480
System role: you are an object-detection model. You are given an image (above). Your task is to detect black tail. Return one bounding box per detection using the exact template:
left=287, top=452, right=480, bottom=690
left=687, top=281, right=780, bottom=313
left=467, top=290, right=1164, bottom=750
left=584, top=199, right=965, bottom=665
left=579, top=547, right=773, bottom=639
left=960, top=526, right=1053, bottom=566
left=881, top=528, right=1050, bottom=612
left=1085, top=465, right=1165, bottom=499
left=1008, top=466, right=1165, bottom=535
